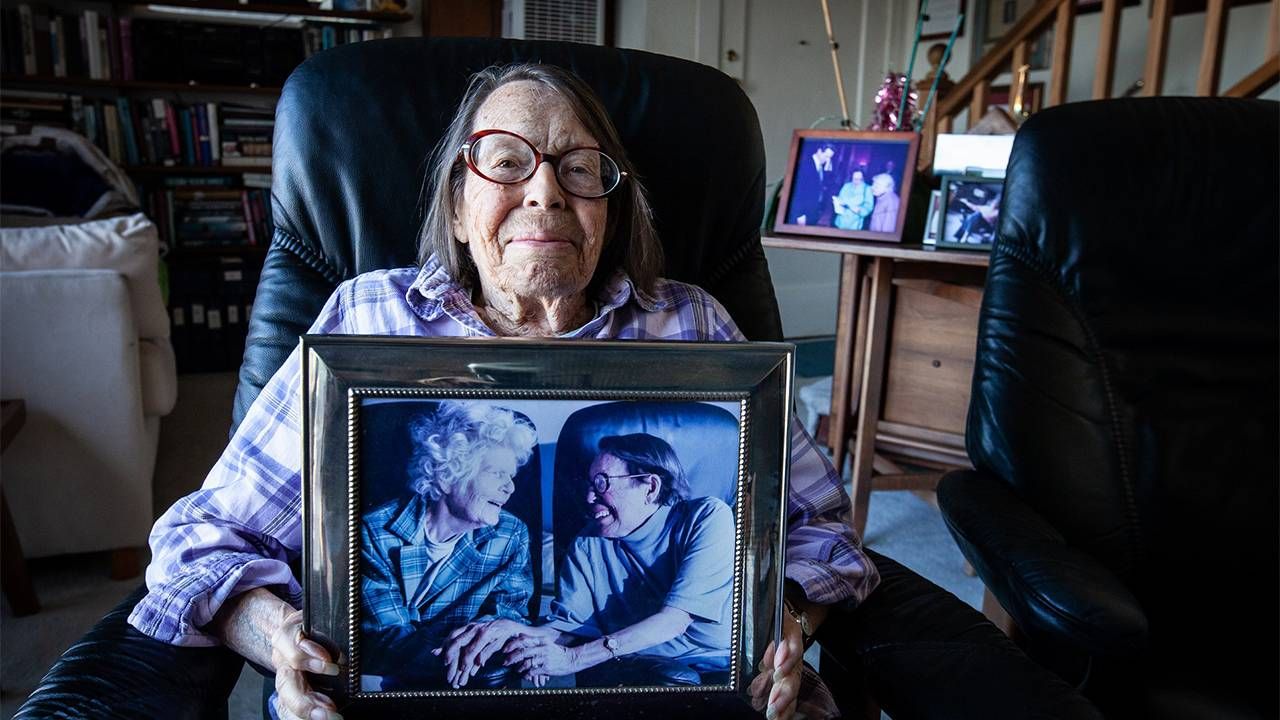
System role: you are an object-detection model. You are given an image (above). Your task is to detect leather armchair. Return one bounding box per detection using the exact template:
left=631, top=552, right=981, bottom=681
left=17, top=38, right=1098, bottom=719
left=937, top=97, right=1278, bottom=718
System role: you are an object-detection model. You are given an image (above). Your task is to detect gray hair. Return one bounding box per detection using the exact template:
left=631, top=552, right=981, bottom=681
left=597, top=433, right=689, bottom=506
left=407, top=401, right=537, bottom=502
left=419, top=63, right=663, bottom=297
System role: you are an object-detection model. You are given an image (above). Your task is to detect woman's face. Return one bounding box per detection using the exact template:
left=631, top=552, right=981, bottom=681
left=441, top=445, right=519, bottom=530
left=584, top=452, right=660, bottom=538
left=453, top=80, right=609, bottom=303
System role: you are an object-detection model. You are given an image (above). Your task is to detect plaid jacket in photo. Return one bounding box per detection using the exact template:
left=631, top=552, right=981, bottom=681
left=360, top=493, right=533, bottom=640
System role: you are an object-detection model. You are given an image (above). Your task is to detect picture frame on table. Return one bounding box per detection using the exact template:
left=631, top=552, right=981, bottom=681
left=935, top=174, right=1004, bottom=250
left=300, top=336, right=793, bottom=718
left=922, top=189, right=943, bottom=245
left=774, top=129, right=920, bottom=243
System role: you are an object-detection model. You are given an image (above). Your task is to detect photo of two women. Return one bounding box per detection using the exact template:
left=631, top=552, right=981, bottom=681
left=356, top=397, right=741, bottom=694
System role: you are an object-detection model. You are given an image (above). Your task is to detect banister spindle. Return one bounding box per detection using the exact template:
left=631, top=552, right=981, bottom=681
left=1048, top=0, right=1075, bottom=107
left=1093, top=0, right=1121, bottom=98
left=1144, top=0, right=1173, bottom=95
left=1196, top=0, right=1231, bottom=95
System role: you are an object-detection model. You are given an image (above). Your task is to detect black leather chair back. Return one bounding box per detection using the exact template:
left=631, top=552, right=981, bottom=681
left=969, top=97, right=1278, bottom=690
left=234, top=37, right=780, bottom=427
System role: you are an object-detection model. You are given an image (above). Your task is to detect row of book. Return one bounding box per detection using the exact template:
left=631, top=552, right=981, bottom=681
left=142, top=184, right=273, bottom=249
left=0, top=91, right=274, bottom=169
left=169, top=258, right=259, bottom=373
left=1, top=6, right=392, bottom=85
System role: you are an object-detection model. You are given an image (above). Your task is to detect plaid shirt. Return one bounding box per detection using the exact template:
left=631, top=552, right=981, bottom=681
left=128, top=255, right=879, bottom=645
left=361, top=494, right=531, bottom=639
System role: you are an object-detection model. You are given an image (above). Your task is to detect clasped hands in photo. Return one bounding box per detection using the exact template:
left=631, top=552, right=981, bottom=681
left=271, top=611, right=806, bottom=720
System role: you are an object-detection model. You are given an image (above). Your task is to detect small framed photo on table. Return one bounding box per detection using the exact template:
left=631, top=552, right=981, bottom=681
left=300, top=336, right=793, bottom=719
left=936, top=174, right=1005, bottom=250
left=774, top=129, right=920, bottom=243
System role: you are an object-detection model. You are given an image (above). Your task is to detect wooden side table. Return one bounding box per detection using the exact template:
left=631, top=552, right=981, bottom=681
left=763, top=236, right=990, bottom=538
left=2, top=399, right=39, bottom=616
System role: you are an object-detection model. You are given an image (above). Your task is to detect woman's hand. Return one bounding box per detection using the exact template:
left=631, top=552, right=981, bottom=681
left=502, top=634, right=579, bottom=679
left=271, top=608, right=342, bottom=720
left=748, top=612, right=803, bottom=720
left=432, top=619, right=532, bottom=688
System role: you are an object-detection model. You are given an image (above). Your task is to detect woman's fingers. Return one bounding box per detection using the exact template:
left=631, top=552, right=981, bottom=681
left=276, top=667, right=342, bottom=720
left=748, top=669, right=771, bottom=711
left=270, top=614, right=338, bottom=677
left=460, top=622, right=512, bottom=673
left=772, top=623, right=803, bottom=679
left=765, top=666, right=800, bottom=720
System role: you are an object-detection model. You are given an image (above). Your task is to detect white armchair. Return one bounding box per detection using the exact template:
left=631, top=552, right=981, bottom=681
left=0, top=212, right=176, bottom=561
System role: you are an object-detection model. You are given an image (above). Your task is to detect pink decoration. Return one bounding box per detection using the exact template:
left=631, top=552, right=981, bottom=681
left=869, top=72, right=919, bottom=132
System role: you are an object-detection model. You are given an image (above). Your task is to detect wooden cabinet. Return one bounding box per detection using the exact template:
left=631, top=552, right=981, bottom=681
left=762, top=235, right=989, bottom=537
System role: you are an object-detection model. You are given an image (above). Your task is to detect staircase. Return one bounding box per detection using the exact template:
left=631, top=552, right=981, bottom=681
left=919, top=0, right=1280, bottom=169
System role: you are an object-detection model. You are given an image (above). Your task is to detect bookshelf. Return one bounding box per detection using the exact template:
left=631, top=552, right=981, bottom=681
left=1, top=0, right=410, bottom=373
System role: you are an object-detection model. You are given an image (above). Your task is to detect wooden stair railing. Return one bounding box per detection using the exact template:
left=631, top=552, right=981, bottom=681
left=919, top=0, right=1280, bottom=172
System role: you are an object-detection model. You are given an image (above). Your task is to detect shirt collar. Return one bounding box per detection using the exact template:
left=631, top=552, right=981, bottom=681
left=406, top=253, right=670, bottom=327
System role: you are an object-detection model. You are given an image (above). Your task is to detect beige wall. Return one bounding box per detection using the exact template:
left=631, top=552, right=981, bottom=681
left=616, top=0, right=915, bottom=338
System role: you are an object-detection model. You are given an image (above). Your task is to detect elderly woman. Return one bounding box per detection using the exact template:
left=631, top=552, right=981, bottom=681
left=359, top=401, right=537, bottom=691
left=832, top=169, right=874, bottom=231
left=129, top=63, right=877, bottom=720
left=868, top=172, right=900, bottom=232
left=441, top=434, right=733, bottom=689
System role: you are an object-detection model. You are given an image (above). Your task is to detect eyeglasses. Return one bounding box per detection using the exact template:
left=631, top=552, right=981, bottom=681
left=460, top=129, right=627, bottom=199
left=588, top=472, right=651, bottom=494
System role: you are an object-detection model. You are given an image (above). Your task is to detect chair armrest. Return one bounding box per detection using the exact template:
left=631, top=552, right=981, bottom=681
left=824, top=549, right=1102, bottom=720
left=937, top=469, right=1148, bottom=658
left=15, top=585, right=245, bottom=720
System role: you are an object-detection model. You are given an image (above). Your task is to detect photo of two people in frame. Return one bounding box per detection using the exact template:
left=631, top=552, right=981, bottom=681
left=357, top=397, right=741, bottom=693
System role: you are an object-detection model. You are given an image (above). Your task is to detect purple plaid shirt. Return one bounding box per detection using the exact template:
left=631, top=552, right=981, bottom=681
left=128, top=255, right=879, bottom=645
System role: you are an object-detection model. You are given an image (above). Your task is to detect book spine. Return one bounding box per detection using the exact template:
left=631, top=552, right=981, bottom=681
left=18, top=5, right=36, bottom=75
left=102, top=103, right=122, bottom=164
left=194, top=104, right=208, bottom=166
left=115, top=97, right=138, bottom=166
left=119, top=17, right=133, bottom=81
left=164, top=100, right=180, bottom=157
left=206, top=102, right=220, bottom=163
left=105, top=15, right=122, bottom=82
left=97, top=21, right=109, bottom=80
left=178, top=106, right=194, bottom=166
left=241, top=190, right=257, bottom=245
left=83, top=10, right=100, bottom=79
left=52, top=15, right=67, bottom=76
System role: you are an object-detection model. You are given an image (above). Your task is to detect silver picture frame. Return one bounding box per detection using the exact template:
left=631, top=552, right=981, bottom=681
left=300, top=336, right=793, bottom=717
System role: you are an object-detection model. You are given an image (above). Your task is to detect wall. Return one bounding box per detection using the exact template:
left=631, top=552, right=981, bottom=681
left=615, top=0, right=913, bottom=338
left=906, top=0, right=1277, bottom=129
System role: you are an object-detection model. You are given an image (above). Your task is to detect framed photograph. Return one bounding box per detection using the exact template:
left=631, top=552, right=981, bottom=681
left=301, top=336, right=793, bottom=718
left=774, top=129, right=920, bottom=243
left=936, top=174, right=1004, bottom=250
left=922, top=189, right=943, bottom=245
left=919, top=0, right=965, bottom=39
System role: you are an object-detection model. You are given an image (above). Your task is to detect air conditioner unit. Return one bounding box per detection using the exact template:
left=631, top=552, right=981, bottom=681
left=502, top=0, right=606, bottom=45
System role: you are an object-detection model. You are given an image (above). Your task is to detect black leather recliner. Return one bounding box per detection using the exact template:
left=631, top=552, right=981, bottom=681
left=938, top=97, right=1279, bottom=719
left=17, top=38, right=1099, bottom=719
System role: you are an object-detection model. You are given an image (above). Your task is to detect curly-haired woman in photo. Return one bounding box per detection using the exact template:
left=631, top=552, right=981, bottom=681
left=359, top=400, right=537, bottom=690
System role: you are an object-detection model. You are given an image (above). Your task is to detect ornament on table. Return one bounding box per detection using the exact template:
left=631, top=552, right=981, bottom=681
left=869, top=73, right=919, bottom=132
